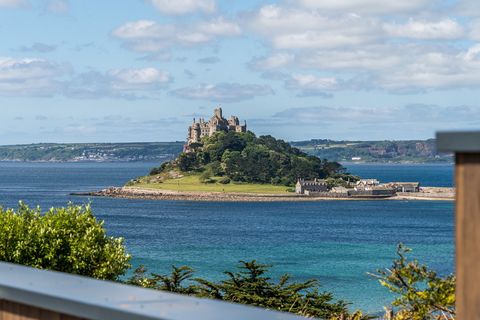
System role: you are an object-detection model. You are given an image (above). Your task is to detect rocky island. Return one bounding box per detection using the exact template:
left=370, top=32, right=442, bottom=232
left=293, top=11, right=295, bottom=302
left=82, top=108, right=454, bottom=202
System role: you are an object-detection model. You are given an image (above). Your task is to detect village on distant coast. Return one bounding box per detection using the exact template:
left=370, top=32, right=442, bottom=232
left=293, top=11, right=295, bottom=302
left=84, top=107, right=454, bottom=202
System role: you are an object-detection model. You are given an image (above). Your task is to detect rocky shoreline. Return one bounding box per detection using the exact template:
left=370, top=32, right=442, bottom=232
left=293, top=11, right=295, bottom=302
left=74, top=186, right=455, bottom=202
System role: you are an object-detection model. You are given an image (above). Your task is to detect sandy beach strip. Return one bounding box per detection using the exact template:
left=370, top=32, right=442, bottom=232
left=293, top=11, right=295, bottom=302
left=78, top=186, right=455, bottom=202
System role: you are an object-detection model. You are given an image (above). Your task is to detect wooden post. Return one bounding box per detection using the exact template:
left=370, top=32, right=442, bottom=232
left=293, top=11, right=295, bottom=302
left=437, top=131, right=480, bottom=320
left=456, top=153, right=480, bottom=320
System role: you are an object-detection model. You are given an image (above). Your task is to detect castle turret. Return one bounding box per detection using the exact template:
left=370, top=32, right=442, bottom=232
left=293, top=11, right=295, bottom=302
left=214, top=107, right=223, bottom=119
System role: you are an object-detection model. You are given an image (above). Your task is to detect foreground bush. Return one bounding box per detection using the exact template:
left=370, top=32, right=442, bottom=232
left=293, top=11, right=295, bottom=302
left=127, top=260, right=373, bottom=320
left=0, top=202, right=131, bottom=280
left=372, top=244, right=455, bottom=320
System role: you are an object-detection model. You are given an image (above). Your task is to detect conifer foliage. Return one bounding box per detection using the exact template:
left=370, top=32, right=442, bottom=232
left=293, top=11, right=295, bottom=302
left=127, top=260, right=373, bottom=319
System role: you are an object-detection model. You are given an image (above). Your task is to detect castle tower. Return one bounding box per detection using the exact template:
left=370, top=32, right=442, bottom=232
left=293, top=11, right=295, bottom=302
left=214, top=107, right=222, bottom=119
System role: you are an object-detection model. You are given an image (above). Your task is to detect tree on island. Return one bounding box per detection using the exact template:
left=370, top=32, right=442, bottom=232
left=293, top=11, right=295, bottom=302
left=150, top=131, right=356, bottom=186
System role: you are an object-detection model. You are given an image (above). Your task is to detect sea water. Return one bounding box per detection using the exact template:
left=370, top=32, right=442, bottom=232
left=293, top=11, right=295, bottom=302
left=0, top=161, right=454, bottom=314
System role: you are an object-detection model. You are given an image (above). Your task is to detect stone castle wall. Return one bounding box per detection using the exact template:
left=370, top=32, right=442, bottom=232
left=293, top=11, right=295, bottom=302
left=186, top=107, right=247, bottom=149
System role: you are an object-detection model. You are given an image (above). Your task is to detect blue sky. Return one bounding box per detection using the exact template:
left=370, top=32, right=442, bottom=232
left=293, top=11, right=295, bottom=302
left=1, top=0, right=479, bottom=144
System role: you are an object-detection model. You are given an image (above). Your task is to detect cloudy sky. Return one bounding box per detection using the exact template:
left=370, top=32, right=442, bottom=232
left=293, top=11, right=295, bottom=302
left=1, top=0, right=479, bottom=144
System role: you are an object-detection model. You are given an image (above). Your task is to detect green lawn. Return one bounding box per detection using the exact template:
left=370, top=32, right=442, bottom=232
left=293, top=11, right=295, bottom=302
left=131, top=174, right=292, bottom=194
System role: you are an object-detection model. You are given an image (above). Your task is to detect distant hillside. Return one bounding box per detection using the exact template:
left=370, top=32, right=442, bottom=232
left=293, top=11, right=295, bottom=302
left=290, top=139, right=452, bottom=163
left=0, top=142, right=184, bottom=162
left=146, top=131, right=352, bottom=187
left=0, top=139, right=451, bottom=163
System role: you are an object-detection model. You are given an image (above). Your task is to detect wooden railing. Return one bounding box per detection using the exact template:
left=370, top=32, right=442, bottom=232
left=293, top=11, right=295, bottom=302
left=0, top=262, right=305, bottom=320
left=437, top=131, right=480, bottom=320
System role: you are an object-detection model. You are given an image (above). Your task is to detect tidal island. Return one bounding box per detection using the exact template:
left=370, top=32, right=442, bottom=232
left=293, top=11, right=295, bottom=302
left=88, top=108, right=454, bottom=202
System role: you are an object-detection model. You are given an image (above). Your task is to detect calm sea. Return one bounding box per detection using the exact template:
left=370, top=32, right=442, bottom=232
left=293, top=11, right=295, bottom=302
left=0, top=161, right=454, bottom=314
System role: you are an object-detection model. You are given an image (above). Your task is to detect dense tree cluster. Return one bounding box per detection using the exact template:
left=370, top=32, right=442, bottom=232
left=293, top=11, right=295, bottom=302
left=151, top=131, right=352, bottom=186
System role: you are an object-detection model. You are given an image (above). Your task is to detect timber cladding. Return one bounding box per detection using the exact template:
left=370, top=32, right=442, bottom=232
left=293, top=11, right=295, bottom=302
left=0, top=300, right=85, bottom=320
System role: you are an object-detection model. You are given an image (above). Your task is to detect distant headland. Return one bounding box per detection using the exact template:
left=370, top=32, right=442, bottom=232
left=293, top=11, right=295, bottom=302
left=0, top=107, right=451, bottom=164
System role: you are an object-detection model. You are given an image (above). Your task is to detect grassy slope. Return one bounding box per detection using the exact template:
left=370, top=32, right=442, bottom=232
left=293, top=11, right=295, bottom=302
left=130, top=174, right=291, bottom=194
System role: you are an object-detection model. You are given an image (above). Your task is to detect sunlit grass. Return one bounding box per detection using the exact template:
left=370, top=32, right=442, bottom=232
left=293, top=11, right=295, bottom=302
left=130, top=174, right=292, bottom=194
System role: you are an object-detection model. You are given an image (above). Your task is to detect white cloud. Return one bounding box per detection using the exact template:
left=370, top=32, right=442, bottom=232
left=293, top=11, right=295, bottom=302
left=197, top=17, right=241, bottom=36
left=286, top=74, right=338, bottom=97
left=148, top=0, right=215, bottom=15
left=294, top=0, right=431, bottom=15
left=46, top=0, right=69, bottom=14
left=383, top=18, right=464, bottom=40
left=247, top=5, right=381, bottom=50
left=108, top=68, right=171, bottom=90
left=456, top=0, right=480, bottom=17
left=0, top=57, right=67, bottom=96
left=171, top=83, right=274, bottom=102
left=244, top=2, right=480, bottom=93
left=468, top=19, right=480, bottom=40
left=0, top=0, right=26, bottom=8
left=250, top=43, right=480, bottom=92
left=463, top=44, right=480, bottom=61
left=250, top=53, right=294, bottom=70
left=262, top=104, right=480, bottom=140
left=66, top=67, right=172, bottom=99
left=297, top=46, right=402, bottom=71
left=273, top=31, right=375, bottom=50
left=378, top=45, right=480, bottom=90
left=113, top=18, right=240, bottom=52
left=0, top=56, right=173, bottom=99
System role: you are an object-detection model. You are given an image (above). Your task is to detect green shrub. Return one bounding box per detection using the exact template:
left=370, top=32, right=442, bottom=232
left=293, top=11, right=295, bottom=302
left=372, top=244, right=455, bottom=320
left=0, top=202, right=131, bottom=280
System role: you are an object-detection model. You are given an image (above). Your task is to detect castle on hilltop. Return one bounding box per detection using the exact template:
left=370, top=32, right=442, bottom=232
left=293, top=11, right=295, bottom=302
left=185, top=107, right=247, bottom=151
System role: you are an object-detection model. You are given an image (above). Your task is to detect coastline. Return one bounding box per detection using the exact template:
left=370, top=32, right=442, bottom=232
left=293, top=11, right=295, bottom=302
left=78, top=186, right=455, bottom=202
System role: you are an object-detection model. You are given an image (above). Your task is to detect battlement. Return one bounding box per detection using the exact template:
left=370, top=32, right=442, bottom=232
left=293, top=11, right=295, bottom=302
left=185, top=107, right=247, bottom=151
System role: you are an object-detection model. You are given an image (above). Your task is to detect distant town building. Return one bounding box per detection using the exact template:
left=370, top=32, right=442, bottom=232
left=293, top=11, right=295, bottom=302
left=351, top=157, right=362, bottom=161
left=354, top=179, right=380, bottom=191
left=386, top=182, right=421, bottom=193
left=185, top=107, right=247, bottom=151
left=295, top=178, right=329, bottom=195
left=330, top=186, right=350, bottom=194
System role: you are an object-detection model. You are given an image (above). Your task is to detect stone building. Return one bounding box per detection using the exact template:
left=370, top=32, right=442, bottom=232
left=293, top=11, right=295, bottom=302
left=354, top=179, right=380, bottom=191
left=185, top=107, right=247, bottom=151
left=295, top=178, right=329, bottom=195
left=385, top=182, right=420, bottom=192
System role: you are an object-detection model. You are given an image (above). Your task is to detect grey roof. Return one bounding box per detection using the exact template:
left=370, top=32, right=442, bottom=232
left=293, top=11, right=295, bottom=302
left=437, top=131, right=480, bottom=152
left=389, top=182, right=420, bottom=186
